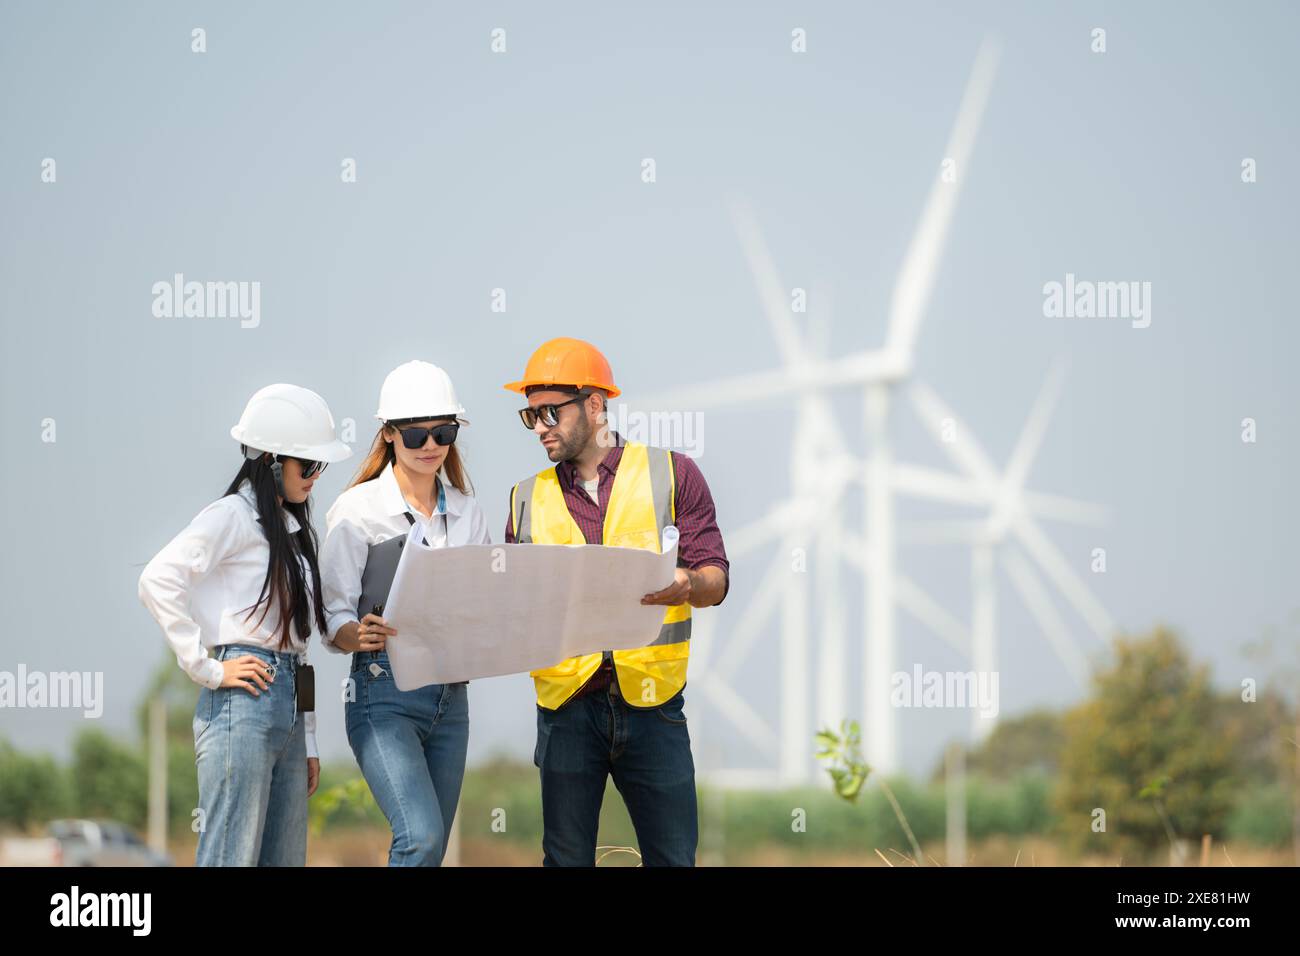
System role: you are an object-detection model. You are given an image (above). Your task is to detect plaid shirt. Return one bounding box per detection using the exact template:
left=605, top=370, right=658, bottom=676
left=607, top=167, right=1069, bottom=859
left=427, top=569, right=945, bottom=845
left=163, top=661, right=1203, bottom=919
left=505, top=431, right=729, bottom=698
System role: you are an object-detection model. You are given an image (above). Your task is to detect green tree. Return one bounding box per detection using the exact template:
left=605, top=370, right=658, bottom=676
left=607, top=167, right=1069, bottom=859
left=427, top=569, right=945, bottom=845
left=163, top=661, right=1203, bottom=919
left=1241, top=619, right=1300, bottom=861
left=70, top=730, right=148, bottom=828
left=0, top=738, right=72, bottom=829
left=1054, top=627, right=1237, bottom=861
left=930, top=709, right=1065, bottom=783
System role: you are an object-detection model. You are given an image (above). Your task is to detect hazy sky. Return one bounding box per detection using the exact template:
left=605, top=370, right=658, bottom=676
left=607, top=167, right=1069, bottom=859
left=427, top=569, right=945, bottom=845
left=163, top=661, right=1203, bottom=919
left=2, top=1, right=1297, bottom=781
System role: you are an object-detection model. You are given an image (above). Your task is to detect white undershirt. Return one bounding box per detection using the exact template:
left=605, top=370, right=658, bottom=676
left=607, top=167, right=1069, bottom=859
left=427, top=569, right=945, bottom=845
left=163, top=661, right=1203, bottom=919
left=582, top=476, right=600, bottom=504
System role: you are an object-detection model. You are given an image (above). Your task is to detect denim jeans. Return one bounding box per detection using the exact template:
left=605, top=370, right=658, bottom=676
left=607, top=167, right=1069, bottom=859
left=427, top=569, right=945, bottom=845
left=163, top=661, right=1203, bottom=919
left=534, top=684, right=697, bottom=866
left=345, top=650, right=469, bottom=866
left=193, top=643, right=307, bottom=866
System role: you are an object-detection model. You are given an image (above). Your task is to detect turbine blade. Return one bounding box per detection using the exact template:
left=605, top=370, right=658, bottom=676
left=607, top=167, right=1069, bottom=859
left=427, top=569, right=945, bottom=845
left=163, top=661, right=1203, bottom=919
left=716, top=532, right=808, bottom=680
left=862, top=447, right=1108, bottom=526
left=727, top=463, right=854, bottom=557
left=888, top=463, right=995, bottom=508
left=907, top=380, right=1001, bottom=486
left=695, top=677, right=780, bottom=755
left=1020, top=490, right=1109, bottom=526
left=809, top=279, right=832, bottom=361
left=726, top=500, right=809, bottom=557
left=1011, top=513, right=1116, bottom=642
left=731, top=198, right=809, bottom=368
left=994, top=359, right=1067, bottom=526
left=885, top=35, right=1000, bottom=365
left=1001, top=546, right=1091, bottom=688
left=642, top=350, right=896, bottom=410
left=895, top=575, right=970, bottom=655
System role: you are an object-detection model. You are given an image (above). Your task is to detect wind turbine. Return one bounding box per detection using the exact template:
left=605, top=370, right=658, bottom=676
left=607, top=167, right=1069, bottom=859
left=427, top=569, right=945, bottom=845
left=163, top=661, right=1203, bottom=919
left=647, top=37, right=1003, bottom=777
left=899, top=362, right=1110, bottom=740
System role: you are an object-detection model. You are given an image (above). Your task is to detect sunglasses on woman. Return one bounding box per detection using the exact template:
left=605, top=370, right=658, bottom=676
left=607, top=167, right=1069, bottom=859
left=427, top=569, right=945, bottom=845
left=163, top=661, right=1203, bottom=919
left=517, top=395, right=586, bottom=430
left=274, top=455, right=328, bottom=479
left=396, top=422, right=460, bottom=449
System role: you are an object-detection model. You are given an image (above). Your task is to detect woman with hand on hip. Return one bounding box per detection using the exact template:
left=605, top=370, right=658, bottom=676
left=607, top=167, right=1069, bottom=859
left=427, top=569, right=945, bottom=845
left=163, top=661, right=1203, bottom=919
left=138, top=384, right=352, bottom=866
left=320, top=360, right=491, bottom=866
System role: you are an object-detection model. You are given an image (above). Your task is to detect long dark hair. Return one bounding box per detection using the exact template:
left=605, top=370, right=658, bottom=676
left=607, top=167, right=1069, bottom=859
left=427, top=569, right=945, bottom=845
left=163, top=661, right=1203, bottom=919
left=224, top=453, right=328, bottom=650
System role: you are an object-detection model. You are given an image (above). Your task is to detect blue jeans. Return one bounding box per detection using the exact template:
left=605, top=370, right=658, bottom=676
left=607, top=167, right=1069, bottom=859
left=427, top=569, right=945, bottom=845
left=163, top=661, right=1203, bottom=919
left=193, top=644, right=307, bottom=866
left=534, top=685, right=697, bottom=866
left=345, top=650, right=469, bottom=866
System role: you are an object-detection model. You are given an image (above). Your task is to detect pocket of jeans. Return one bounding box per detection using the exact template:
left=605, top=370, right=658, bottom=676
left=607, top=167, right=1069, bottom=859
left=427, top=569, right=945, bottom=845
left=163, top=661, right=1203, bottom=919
left=192, top=687, right=210, bottom=744
left=193, top=685, right=228, bottom=746
left=361, top=658, right=392, bottom=682
left=654, top=695, right=688, bottom=725
left=533, top=708, right=551, bottom=768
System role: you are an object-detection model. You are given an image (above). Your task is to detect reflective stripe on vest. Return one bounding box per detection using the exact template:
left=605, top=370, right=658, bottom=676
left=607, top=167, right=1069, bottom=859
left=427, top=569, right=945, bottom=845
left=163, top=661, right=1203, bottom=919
left=510, top=441, right=691, bottom=710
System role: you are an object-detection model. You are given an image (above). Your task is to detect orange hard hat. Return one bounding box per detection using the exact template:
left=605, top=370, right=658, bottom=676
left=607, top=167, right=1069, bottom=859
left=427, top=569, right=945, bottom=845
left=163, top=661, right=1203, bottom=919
left=503, top=337, right=621, bottom=398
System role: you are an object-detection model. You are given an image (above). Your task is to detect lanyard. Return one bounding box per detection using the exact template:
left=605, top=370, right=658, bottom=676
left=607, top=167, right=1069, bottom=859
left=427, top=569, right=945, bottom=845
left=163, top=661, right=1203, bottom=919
left=402, top=480, right=448, bottom=544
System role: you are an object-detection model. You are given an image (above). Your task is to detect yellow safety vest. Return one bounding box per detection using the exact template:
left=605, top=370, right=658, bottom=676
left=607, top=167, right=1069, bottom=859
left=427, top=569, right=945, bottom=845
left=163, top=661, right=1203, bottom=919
left=510, top=441, right=691, bottom=710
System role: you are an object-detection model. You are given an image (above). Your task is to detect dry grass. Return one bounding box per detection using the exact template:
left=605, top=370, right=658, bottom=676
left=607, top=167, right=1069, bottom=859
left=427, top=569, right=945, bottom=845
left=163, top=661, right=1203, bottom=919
left=163, top=829, right=1295, bottom=867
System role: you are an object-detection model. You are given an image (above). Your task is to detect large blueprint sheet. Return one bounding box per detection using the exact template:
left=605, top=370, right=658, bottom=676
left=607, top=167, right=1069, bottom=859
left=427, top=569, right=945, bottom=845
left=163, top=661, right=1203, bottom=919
left=383, top=523, right=679, bottom=689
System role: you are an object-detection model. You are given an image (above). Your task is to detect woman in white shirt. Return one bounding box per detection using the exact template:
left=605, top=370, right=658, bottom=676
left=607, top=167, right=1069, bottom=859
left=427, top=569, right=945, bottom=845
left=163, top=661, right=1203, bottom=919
left=321, top=360, right=491, bottom=866
left=138, top=384, right=352, bottom=866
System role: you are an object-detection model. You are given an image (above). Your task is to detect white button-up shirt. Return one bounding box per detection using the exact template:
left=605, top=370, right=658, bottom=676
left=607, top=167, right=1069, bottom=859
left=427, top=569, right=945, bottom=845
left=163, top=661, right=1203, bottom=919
left=138, top=479, right=321, bottom=758
left=320, top=462, right=492, bottom=650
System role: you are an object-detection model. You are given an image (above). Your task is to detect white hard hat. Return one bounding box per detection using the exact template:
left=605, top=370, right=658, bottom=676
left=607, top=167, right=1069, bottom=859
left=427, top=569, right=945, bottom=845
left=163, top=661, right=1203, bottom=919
left=230, top=384, right=353, bottom=462
left=375, top=360, right=469, bottom=424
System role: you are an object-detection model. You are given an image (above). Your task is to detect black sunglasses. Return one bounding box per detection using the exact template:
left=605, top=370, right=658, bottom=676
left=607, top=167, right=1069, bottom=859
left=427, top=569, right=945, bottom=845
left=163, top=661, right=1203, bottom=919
left=275, top=455, right=327, bottom=479
left=518, top=395, right=587, bottom=430
left=396, top=422, right=460, bottom=449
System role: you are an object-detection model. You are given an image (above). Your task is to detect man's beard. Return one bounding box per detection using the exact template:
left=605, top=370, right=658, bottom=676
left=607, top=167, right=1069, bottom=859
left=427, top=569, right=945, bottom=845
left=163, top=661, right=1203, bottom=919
left=552, top=414, right=591, bottom=462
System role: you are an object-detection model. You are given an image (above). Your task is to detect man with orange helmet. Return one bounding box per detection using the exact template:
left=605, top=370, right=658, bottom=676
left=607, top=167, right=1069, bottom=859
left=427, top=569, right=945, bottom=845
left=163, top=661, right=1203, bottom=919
left=504, top=337, right=730, bottom=866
